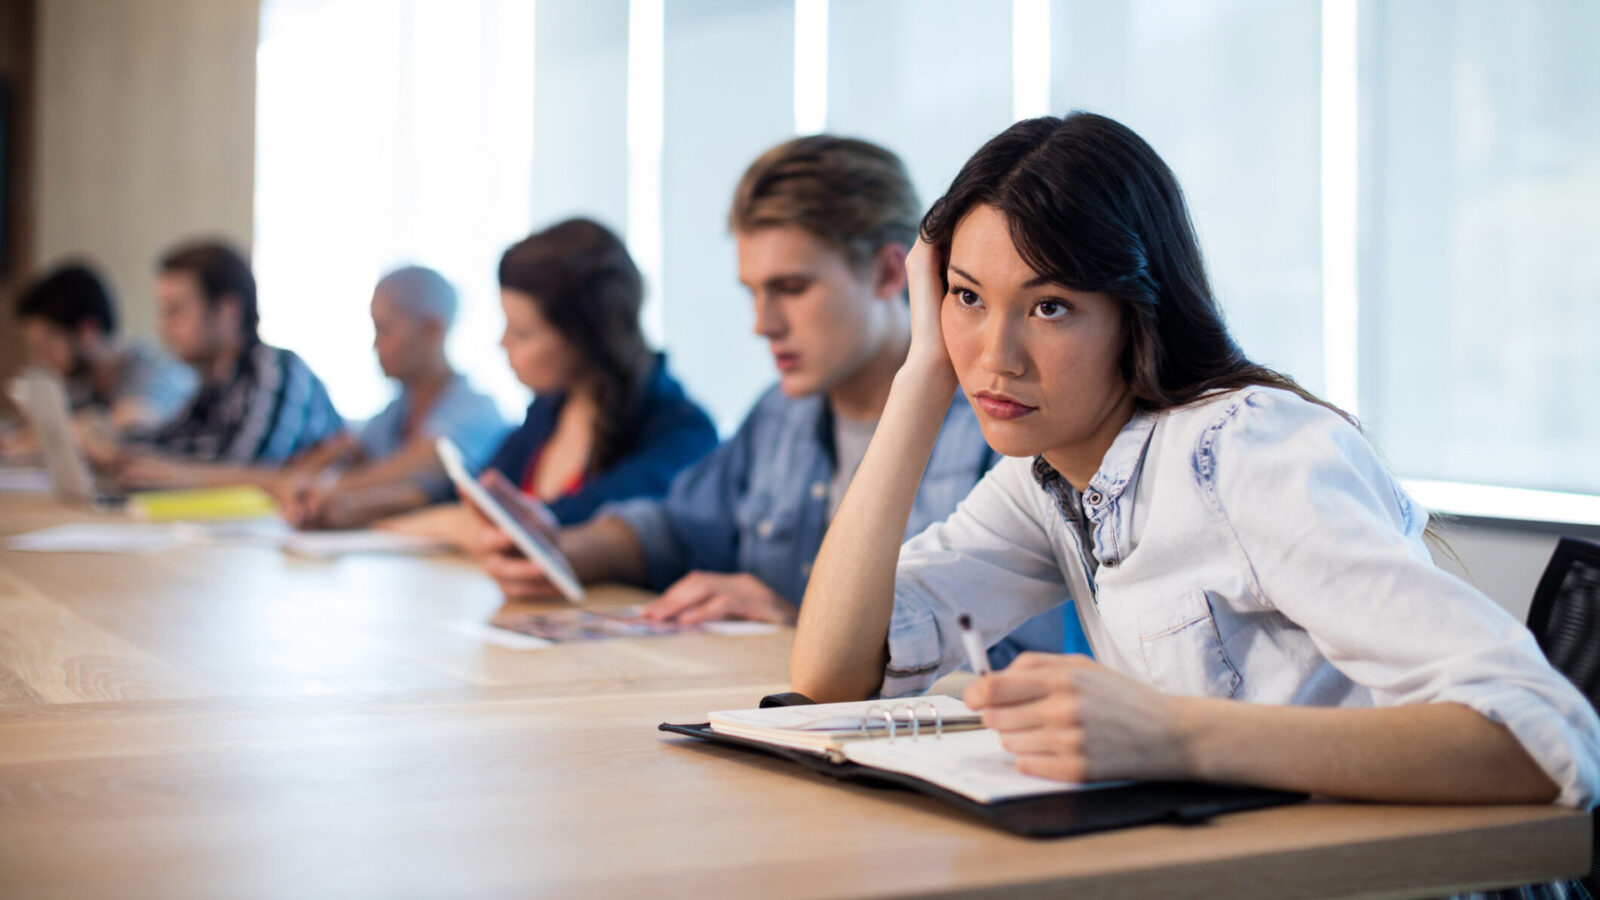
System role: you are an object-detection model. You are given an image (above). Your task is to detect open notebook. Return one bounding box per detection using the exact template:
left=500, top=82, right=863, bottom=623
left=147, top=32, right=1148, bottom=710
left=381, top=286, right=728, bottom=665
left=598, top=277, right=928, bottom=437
left=706, top=697, right=1106, bottom=803
left=665, top=694, right=1307, bottom=838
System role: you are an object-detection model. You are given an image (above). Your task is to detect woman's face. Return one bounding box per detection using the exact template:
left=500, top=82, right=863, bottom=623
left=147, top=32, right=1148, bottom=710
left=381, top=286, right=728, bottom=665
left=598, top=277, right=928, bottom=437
left=499, top=289, right=585, bottom=394
left=941, top=204, right=1132, bottom=465
left=735, top=224, right=895, bottom=399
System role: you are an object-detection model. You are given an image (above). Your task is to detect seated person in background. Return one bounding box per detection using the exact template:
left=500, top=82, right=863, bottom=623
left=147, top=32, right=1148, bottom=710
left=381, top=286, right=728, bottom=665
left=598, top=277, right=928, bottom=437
left=277, top=266, right=507, bottom=529
left=7, top=262, right=195, bottom=453
left=381, top=217, right=717, bottom=542
left=116, top=240, right=343, bottom=487
left=474, top=136, right=1083, bottom=667
left=789, top=112, right=1600, bottom=836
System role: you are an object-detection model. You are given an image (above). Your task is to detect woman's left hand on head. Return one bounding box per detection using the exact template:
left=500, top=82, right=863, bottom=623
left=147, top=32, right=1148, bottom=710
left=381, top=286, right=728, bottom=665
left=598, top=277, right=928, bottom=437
left=963, top=652, right=1195, bottom=783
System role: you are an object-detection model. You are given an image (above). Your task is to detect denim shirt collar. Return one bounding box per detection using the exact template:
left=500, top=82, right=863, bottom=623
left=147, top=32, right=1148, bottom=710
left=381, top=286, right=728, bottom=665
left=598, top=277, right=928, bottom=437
left=1028, top=408, right=1159, bottom=571
left=1028, top=408, right=1159, bottom=505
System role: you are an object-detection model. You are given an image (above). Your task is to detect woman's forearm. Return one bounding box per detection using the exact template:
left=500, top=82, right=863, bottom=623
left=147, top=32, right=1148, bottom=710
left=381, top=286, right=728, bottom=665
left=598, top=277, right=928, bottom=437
left=791, top=363, right=958, bottom=702
left=1177, top=698, right=1559, bottom=804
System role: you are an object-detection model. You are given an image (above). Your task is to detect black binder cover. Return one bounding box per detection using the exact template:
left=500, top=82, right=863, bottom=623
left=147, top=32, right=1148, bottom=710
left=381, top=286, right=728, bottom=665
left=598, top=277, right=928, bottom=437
left=660, top=721, right=1306, bottom=839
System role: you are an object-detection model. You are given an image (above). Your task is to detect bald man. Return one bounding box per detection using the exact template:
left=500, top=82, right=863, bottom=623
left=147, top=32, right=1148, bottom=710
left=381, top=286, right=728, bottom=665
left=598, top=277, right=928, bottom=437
left=278, top=266, right=507, bottom=529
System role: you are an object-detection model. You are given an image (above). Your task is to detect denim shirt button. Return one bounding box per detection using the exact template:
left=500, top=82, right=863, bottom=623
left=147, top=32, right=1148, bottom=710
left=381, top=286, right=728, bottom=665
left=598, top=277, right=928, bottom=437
left=757, top=519, right=775, bottom=539
left=810, top=481, right=827, bottom=501
left=1103, top=557, right=1118, bottom=568
left=801, top=561, right=812, bottom=577
left=1085, top=490, right=1103, bottom=507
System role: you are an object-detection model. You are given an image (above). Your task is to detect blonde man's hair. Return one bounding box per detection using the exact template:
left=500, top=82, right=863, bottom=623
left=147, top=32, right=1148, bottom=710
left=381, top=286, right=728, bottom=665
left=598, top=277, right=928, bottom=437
left=728, top=135, right=921, bottom=273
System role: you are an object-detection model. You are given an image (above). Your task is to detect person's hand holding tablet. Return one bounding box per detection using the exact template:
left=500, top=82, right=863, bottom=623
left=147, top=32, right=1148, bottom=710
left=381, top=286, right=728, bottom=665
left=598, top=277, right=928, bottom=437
left=436, top=437, right=584, bottom=602
left=472, top=469, right=569, bottom=600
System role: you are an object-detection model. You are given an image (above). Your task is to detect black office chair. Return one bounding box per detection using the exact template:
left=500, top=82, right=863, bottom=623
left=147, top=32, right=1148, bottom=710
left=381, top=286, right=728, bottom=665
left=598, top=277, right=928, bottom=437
left=1526, top=536, right=1600, bottom=896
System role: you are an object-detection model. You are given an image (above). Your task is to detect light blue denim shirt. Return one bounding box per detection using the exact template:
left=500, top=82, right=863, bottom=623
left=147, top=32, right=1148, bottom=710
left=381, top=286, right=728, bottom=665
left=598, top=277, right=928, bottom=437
left=885, top=386, right=1600, bottom=808
left=607, top=383, right=1085, bottom=667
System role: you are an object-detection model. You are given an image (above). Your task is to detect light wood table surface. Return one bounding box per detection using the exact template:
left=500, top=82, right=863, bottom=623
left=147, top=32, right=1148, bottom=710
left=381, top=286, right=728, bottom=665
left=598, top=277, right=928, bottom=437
left=0, top=491, right=1588, bottom=898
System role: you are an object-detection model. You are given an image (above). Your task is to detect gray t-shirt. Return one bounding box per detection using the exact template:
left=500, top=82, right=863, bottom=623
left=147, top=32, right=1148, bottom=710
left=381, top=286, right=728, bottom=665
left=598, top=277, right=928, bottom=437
left=827, top=413, right=879, bottom=522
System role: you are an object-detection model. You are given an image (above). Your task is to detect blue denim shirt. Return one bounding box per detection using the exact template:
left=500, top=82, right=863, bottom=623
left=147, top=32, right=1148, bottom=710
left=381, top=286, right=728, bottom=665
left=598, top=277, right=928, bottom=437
left=885, top=386, right=1600, bottom=808
left=486, top=355, right=718, bottom=525
left=608, top=383, right=1087, bottom=666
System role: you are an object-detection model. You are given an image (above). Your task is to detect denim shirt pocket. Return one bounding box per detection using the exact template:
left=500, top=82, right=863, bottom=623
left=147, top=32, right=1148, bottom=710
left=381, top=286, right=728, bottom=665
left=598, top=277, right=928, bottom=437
left=1137, top=589, right=1242, bottom=699
left=734, top=491, right=799, bottom=579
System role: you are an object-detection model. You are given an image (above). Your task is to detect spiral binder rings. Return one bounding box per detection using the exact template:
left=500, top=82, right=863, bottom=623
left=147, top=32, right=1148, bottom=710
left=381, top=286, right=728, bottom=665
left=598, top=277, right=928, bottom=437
left=662, top=693, right=1306, bottom=838
left=699, top=695, right=981, bottom=757
left=856, top=700, right=948, bottom=740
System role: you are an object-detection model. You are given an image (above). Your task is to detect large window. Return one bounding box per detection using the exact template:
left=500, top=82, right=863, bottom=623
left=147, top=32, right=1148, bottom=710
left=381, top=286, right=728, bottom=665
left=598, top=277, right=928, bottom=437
left=1359, top=0, right=1600, bottom=501
left=255, top=0, right=537, bottom=421
left=255, top=0, right=1600, bottom=521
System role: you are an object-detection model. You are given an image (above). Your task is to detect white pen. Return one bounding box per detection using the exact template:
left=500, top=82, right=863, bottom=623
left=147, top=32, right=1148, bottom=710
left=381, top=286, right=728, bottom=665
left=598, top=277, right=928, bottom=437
left=957, top=613, right=991, bottom=677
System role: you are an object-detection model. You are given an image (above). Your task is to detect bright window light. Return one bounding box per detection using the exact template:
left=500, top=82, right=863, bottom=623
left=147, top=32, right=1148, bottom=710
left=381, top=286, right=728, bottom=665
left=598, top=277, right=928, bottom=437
left=1320, top=0, right=1359, bottom=416
left=794, top=0, right=828, bottom=134
left=1402, top=480, right=1600, bottom=528
left=1011, top=0, right=1050, bottom=121
left=628, top=0, right=665, bottom=345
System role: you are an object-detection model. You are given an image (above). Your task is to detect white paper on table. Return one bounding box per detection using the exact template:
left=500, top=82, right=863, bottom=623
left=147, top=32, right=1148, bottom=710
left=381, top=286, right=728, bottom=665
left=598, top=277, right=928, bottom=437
left=440, top=619, right=554, bottom=650
left=201, top=518, right=294, bottom=543
left=0, top=468, right=51, bottom=493
left=282, top=530, right=451, bottom=559
left=5, top=522, right=194, bottom=554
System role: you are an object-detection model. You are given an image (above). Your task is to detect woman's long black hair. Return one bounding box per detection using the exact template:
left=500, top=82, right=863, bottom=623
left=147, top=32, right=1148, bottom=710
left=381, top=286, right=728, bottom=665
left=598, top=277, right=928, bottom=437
left=499, top=218, right=653, bottom=473
left=921, top=112, right=1347, bottom=423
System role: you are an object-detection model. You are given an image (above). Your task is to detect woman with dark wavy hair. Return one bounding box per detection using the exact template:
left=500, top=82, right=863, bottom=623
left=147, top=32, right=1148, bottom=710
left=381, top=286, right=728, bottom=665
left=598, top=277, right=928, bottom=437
left=791, top=113, right=1600, bottom=819
left=483, top=218, right=713, bottom=518
left=385, top=218, right=716, bottom=544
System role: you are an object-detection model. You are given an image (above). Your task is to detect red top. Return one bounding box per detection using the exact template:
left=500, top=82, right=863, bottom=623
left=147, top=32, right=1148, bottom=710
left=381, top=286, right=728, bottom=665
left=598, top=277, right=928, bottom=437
left=521, top=447, right=586, bottom=501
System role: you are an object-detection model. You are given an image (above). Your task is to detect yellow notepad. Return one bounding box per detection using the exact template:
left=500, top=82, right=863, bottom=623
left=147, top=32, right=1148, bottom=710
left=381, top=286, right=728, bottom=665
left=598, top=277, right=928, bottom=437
left=127, top=486, right=278, bottom=522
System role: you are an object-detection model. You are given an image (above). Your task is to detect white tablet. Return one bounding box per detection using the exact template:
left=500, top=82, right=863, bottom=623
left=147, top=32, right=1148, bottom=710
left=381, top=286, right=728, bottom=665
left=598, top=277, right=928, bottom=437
left=436, top=436, right=585, bottom=603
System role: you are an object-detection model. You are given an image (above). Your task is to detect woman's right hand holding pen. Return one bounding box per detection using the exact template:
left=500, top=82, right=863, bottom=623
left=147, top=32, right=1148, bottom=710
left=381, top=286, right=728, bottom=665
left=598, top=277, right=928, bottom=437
left=963, top=652, right=1196, bottom=785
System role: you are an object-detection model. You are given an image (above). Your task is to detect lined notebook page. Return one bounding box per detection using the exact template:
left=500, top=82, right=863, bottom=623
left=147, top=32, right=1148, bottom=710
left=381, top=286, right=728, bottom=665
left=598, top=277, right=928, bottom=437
left=841, top=729, right=1119, bottom=803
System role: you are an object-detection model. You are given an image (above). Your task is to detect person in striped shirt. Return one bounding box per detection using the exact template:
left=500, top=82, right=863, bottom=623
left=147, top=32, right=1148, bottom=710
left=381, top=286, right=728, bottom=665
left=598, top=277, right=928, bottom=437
left=116, top=240, right=343, bottom=488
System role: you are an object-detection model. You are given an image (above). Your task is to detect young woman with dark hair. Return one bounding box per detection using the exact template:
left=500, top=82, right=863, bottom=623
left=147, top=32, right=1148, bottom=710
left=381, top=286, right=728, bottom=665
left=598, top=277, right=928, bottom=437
left=791, top=113, right=1600, bottom=817
left=386, top=218, right=717, bottom=544
left=486, top=218, right=689, bottom=514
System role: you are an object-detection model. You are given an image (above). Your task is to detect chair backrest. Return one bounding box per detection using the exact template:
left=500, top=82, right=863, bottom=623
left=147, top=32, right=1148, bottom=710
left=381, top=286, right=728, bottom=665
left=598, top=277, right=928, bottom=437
left=1525, top=536, right=1600, bottom=893
left=1528, top=538, right=1600, bottom=708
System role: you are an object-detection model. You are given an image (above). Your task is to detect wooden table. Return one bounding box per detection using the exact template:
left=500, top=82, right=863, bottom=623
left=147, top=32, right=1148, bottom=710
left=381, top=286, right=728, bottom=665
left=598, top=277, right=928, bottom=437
left=0, top=492, right=1588, bottom=898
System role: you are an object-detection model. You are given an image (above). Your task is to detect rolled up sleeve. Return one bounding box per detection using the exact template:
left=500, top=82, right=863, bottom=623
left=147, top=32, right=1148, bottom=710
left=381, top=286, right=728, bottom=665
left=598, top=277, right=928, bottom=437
left=1205, top=390, right=1600, bottom=808
left=882, top=457, right=1075, bottom=698
left=597, top=428, right=749, bottom=592
left=604, top=496, right=689, bottom=591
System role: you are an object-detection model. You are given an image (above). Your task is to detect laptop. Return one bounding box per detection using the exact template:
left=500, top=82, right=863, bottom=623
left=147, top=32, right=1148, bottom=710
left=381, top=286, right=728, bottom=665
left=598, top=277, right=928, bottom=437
left=6, top=367, right=122, bottom=506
